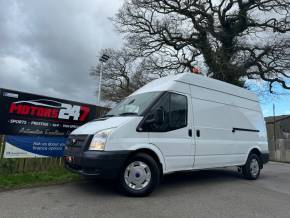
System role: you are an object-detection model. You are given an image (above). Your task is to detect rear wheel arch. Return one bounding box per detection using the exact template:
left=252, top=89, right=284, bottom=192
left=248, top=147, right=263, bottom=168
left=242, top=153, right=261, bottom=180
left=249, top=148, right=262, bottom=157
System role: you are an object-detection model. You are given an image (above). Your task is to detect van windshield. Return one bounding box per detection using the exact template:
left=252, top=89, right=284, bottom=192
left=105, top=92, right=162, bottom=117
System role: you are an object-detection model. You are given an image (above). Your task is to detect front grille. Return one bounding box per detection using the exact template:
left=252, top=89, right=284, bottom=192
left=67, top=135, right=90, bottom=148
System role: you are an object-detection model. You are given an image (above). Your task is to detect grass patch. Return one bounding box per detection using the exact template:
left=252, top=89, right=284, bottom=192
left=0, top=169, right=81, bottom=191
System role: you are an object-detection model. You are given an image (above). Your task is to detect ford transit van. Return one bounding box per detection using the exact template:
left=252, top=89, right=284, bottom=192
left=64, top=73, right=269, bottom=196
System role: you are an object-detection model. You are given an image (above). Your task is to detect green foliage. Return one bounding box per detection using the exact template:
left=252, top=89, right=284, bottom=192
left=0, top=159, right=18, bottom=174
left=0, top=169, right=80, bottom=190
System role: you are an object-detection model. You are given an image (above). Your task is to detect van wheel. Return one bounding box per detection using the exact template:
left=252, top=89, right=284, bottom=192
left=242, top=154, right=261, bottom=180
left=119, top=153, right=160, bottom=197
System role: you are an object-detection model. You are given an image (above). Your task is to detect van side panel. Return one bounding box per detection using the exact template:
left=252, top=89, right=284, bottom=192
left=230, top=105, right=268, bottom=164
left=191, top=97, right=238, bottom=168
left=190, top=84, right=268, bottom=169
left=232, top=97, right=261, bottom=111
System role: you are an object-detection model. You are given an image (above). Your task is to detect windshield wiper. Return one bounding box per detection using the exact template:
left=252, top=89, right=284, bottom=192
left=118, top=112, right=138, bottom=116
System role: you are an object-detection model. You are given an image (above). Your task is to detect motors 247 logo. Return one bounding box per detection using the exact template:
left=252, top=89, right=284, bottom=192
left=8, top=99, right=90, bottom=121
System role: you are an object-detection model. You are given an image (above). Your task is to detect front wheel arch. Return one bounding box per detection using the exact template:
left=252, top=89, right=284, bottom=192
left=119, top=152, right=161, bottom=196
left=125, top=149, right=163, bottom=176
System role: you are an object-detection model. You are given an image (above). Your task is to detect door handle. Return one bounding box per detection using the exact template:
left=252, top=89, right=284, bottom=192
left=196, top=130, right=200, bottom=137
left=188, top=129, right=192, bottom=137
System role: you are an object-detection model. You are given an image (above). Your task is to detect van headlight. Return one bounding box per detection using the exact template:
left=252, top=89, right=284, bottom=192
left=89, top=128, right=114, bottom=151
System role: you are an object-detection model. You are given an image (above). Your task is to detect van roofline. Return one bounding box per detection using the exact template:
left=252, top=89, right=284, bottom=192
left=131, top=73, right=258, bottom=102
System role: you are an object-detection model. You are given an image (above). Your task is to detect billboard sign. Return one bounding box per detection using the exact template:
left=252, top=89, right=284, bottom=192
left=0, top=88, right=97, bottom=136
left=4, top=135, right=67, bottom=158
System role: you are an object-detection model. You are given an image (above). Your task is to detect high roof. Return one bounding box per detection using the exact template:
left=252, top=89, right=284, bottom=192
left=131, top=73, right=258, bottom=102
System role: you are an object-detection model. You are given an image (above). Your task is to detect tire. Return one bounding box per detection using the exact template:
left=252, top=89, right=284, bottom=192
left=119, top=153, right=160, bottom=197
left=242, top=153, right=261, bottom=180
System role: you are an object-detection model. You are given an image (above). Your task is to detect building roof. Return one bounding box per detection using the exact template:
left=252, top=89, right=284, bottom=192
left=265, top=115, right=290, bottom=124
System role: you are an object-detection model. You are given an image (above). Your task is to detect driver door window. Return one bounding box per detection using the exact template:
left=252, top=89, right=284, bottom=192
left=145, top=92, right=187, bottom=132
left=170, top=93, right=187, bottom=130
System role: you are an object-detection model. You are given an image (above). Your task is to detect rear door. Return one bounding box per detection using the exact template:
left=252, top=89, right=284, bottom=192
left=147, top=92, right=195, bottom=172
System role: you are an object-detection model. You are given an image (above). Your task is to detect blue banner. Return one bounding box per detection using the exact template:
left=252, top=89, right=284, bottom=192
left=4, top=135, right=67, bottom=158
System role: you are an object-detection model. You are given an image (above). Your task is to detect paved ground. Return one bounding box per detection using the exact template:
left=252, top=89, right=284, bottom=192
left=0, top=162, right=290, bottom=218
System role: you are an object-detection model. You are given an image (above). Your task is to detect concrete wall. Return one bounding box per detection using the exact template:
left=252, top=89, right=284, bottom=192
left=266, top=116, right=290, bottom=163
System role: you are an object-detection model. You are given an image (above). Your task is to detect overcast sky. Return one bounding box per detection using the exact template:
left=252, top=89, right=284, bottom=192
left=0, top=0, right=122, bottom=105
left=0, top=0, right=289, bottom=116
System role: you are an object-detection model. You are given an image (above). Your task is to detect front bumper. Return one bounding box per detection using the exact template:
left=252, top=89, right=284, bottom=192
left=64, top=150, right=131, bottom=179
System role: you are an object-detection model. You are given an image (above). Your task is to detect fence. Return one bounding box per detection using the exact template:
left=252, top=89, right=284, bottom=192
left=268, top=139, right=290, bottom=163
left=266, top=116, right=290, bottom=163
left=0, top=107, right=109, bottom=174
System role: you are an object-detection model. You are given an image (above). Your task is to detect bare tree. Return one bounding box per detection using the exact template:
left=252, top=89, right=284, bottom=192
left=114, top=0, right=290, bottom=91
left=91, top=48, right=167, bottom=102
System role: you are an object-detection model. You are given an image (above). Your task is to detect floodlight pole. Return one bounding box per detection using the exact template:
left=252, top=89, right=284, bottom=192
left=98, top=54, right=110, bottom=105
left=98, top=62, right=103, bottom=105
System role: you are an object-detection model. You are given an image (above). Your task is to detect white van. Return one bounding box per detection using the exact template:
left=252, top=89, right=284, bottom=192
left=64, top=73, right=269, bottom=196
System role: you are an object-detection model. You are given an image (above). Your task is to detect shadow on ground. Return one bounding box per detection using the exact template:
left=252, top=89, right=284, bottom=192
left=73, top=167, right=243, bottom=197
